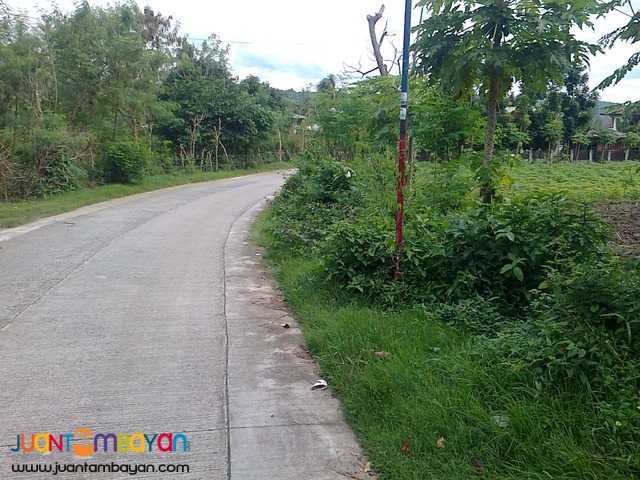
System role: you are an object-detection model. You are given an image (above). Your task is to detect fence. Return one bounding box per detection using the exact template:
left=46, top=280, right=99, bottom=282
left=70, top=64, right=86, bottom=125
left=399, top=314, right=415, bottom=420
left=519, top=148, right=640, bottom=162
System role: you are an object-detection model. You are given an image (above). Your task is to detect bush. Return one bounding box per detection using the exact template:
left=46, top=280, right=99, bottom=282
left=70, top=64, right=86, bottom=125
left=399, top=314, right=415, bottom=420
left=486, top=259, right=640, bottom=450
left=409, top=160, right=473, bottom=215
left=320, top=194, right=610, bottom=309
left=10, top=121, right=90, bottom=198
left=269, top=157, right=359, bottom=253
left=100, top=140, right=149, bottom=184
left=432, top=194, right=610, bottom=306
left=321, top=211, right=396, bottom=299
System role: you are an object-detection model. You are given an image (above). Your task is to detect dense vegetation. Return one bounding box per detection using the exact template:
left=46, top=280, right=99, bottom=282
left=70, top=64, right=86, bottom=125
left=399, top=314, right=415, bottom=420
left=0, top=1, right=297, bottom=201
left=260, top=157, right=640, bottom=478
left=253, top=4, right=640, bottom=470
left=2, top=0, right=639, bottom=475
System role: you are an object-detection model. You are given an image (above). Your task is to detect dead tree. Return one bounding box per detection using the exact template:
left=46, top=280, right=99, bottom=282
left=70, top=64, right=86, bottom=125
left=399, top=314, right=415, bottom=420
left=367, top=5, right=389, bottom=76
left=344, top=5, right=396, bottom=78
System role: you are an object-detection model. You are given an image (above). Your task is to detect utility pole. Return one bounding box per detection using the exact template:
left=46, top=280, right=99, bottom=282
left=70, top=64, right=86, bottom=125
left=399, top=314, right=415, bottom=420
left=394, top=0, right=412, bottom=279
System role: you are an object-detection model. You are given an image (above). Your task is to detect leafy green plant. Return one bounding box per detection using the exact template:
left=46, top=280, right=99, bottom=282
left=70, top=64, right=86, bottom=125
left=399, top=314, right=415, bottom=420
left=100, top=140, right=149, bottom=184
left=411, top=160, right=473, bottom=214
left=321, top=193, right=610, bottom=309
left=269, top=157, right=359, bottom=253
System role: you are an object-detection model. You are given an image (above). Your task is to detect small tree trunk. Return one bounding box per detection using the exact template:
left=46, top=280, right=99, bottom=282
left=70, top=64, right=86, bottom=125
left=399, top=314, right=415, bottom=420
left=481, top=65, right=500, bottom=203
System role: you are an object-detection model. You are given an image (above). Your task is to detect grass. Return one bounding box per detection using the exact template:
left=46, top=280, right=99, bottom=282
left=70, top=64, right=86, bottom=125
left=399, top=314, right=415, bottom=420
left=508, top=161, right=640, bottom=202
left=0, top=162, right=291, bottom=228
left=254, top=243, right=634, bottom=479
left=252, top=162, right=640, bottom=479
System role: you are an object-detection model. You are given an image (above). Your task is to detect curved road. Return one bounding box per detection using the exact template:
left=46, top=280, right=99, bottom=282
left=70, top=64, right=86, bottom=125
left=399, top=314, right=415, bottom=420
left=0, top=172, right=369, bottom=479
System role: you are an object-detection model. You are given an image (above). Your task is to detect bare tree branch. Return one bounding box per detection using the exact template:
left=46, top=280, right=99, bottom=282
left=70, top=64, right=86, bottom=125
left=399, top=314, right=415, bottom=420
left=343, top=60, right=379, bottom=78
left=367, top=5, right=389, bottom=76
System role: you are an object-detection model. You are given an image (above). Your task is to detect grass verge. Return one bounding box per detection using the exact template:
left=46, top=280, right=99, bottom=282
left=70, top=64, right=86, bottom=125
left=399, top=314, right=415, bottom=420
left=253, top=207, right=638, bottom=479
left=0, top=162, right=291, bottom=228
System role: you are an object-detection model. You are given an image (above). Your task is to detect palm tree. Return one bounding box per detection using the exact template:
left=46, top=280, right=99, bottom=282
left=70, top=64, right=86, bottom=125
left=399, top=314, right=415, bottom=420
left=317, top=74, right=337, bottom=100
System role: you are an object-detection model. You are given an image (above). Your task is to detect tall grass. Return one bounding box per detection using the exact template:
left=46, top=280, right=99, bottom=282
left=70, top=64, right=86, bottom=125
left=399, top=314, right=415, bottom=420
left=253, top=159, right=640, bottom=479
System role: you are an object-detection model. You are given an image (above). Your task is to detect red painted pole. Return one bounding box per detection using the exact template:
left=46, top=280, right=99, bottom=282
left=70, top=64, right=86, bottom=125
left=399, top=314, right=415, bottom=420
left=394, top=0, right=412, bottom=279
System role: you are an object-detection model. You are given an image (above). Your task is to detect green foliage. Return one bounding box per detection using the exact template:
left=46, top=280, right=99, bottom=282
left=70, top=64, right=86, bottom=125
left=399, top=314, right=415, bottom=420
left=0, top=2, right=289, bottom=202
left=412, top=160, right=474, bottom=214
left=321, top=190, right=609, bottom=310
left=269, top=157, right=359, bottom=253
left=100, top=140, right=149, bottom=184
left=413, top=0, right=599, bottom=99
left=597, top=0, right=640, bottom=89
left=320, top=212, right=396, bottom=299
left=413, top=0, right=600, bottom=198
left=9, top=118, right=90, bottom=198
left=258, top=199, right=640, bottom=478
left=486, top=258, right=640, bottom=451
left=411, top=84, right=482, bottom=160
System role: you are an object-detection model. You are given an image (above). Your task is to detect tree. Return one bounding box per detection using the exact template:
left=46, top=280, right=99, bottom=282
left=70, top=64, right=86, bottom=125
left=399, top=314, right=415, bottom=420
left=316, top=74, right=337, bottom=99
left=413, top=0, right=599, bottom=202
left=543, top=113, right=564, bottom=161
left=571, top=131, right=590, bottom=161
left=597, top=0, right=640, bottom=89
left=367, top=5, right=390, bottom=76
left=561, top=64, right=599, bottom=147
left=411, top=82, right=481, bottom=161
left=624, top=131, right=640, bottom=159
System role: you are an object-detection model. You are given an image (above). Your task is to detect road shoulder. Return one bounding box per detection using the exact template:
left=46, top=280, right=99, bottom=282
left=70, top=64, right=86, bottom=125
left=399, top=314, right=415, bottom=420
left=224, top=198, right=374, bottom=480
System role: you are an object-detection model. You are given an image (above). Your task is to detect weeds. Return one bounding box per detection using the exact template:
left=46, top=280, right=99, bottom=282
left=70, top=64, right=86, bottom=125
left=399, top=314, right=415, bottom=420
left=261, top=156, right=640, bottom=478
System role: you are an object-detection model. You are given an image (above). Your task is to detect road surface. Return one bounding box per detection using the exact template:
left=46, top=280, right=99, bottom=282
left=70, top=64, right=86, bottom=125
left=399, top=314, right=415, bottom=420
left=0, top=171, right=369, bottom=479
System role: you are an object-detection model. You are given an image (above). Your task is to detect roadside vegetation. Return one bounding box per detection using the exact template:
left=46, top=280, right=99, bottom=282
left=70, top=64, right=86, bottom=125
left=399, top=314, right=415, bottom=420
left=256, top=157, right=640, bottom=479
left=0, top=2, right=299, bottom=204
left=0, top=162, right=290, bottom=228
left=254, top=2, right=640, bottom=475
left=3, top=0, right=640, bottom=476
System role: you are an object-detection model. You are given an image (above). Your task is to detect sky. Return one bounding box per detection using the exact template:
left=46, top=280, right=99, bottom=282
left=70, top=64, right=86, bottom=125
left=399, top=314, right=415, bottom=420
left=3, top=0, right=639, bottom=103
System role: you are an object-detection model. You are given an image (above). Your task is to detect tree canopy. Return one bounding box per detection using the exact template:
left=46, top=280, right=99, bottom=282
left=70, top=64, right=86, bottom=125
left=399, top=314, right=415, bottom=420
left=0, top=1, right=291, bottom=199
left=412, top=0, right=600, bottom=200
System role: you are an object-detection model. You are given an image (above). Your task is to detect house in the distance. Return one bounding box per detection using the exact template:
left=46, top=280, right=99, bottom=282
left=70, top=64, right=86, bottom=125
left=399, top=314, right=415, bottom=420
left=583, top=102, right=638, bottom=161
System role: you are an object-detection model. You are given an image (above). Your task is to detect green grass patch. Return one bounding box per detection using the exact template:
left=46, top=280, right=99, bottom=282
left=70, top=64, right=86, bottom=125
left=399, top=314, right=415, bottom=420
left=508, top=161, right=640, bottom=202
left=0, top=162, right=291, bottom=228
left=257, top=242, right=636, bottom=479
left=254, top=158, right=640, bottom=479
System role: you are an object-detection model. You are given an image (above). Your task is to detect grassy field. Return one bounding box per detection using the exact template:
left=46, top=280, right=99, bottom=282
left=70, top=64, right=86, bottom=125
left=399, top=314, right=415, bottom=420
left=507, top=161, right=640, bottom=202
left=254, top=160, right=640, bottom=479
left=0, top=162, right=291, bottom=228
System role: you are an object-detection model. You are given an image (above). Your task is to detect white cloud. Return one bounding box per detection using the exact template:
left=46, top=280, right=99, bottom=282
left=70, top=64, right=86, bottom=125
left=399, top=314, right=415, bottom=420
left=5, top=0, right=640, bottom=102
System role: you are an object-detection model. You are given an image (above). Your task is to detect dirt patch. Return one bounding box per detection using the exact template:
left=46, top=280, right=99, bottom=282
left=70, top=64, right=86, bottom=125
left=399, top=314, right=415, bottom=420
left=595, top=201, right=640, bottom=254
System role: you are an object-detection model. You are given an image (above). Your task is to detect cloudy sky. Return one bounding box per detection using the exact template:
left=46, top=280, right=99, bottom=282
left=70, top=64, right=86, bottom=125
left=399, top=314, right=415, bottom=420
left=4, top=0, right=639, bottom=103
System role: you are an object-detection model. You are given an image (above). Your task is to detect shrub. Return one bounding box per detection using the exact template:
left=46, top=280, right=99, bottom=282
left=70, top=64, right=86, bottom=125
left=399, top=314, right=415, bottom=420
left=269, top=157, right=359, bottom=253
left=320, top=194, right=611, bottom=309
left=410, top=160, right=473, bottom=215
left=100, top=140, right=149, bottom=184
left=487, top=259, right=640, bottom=449
left=432, top=194, right=610, bottom=306
left=11, top=121, right=89, bottom=198
left=320, top=211, right=395, bottom=299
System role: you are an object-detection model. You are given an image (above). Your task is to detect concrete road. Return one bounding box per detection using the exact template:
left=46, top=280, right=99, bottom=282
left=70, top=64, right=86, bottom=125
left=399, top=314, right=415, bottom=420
left=0, top=172, right=370, bottom=479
